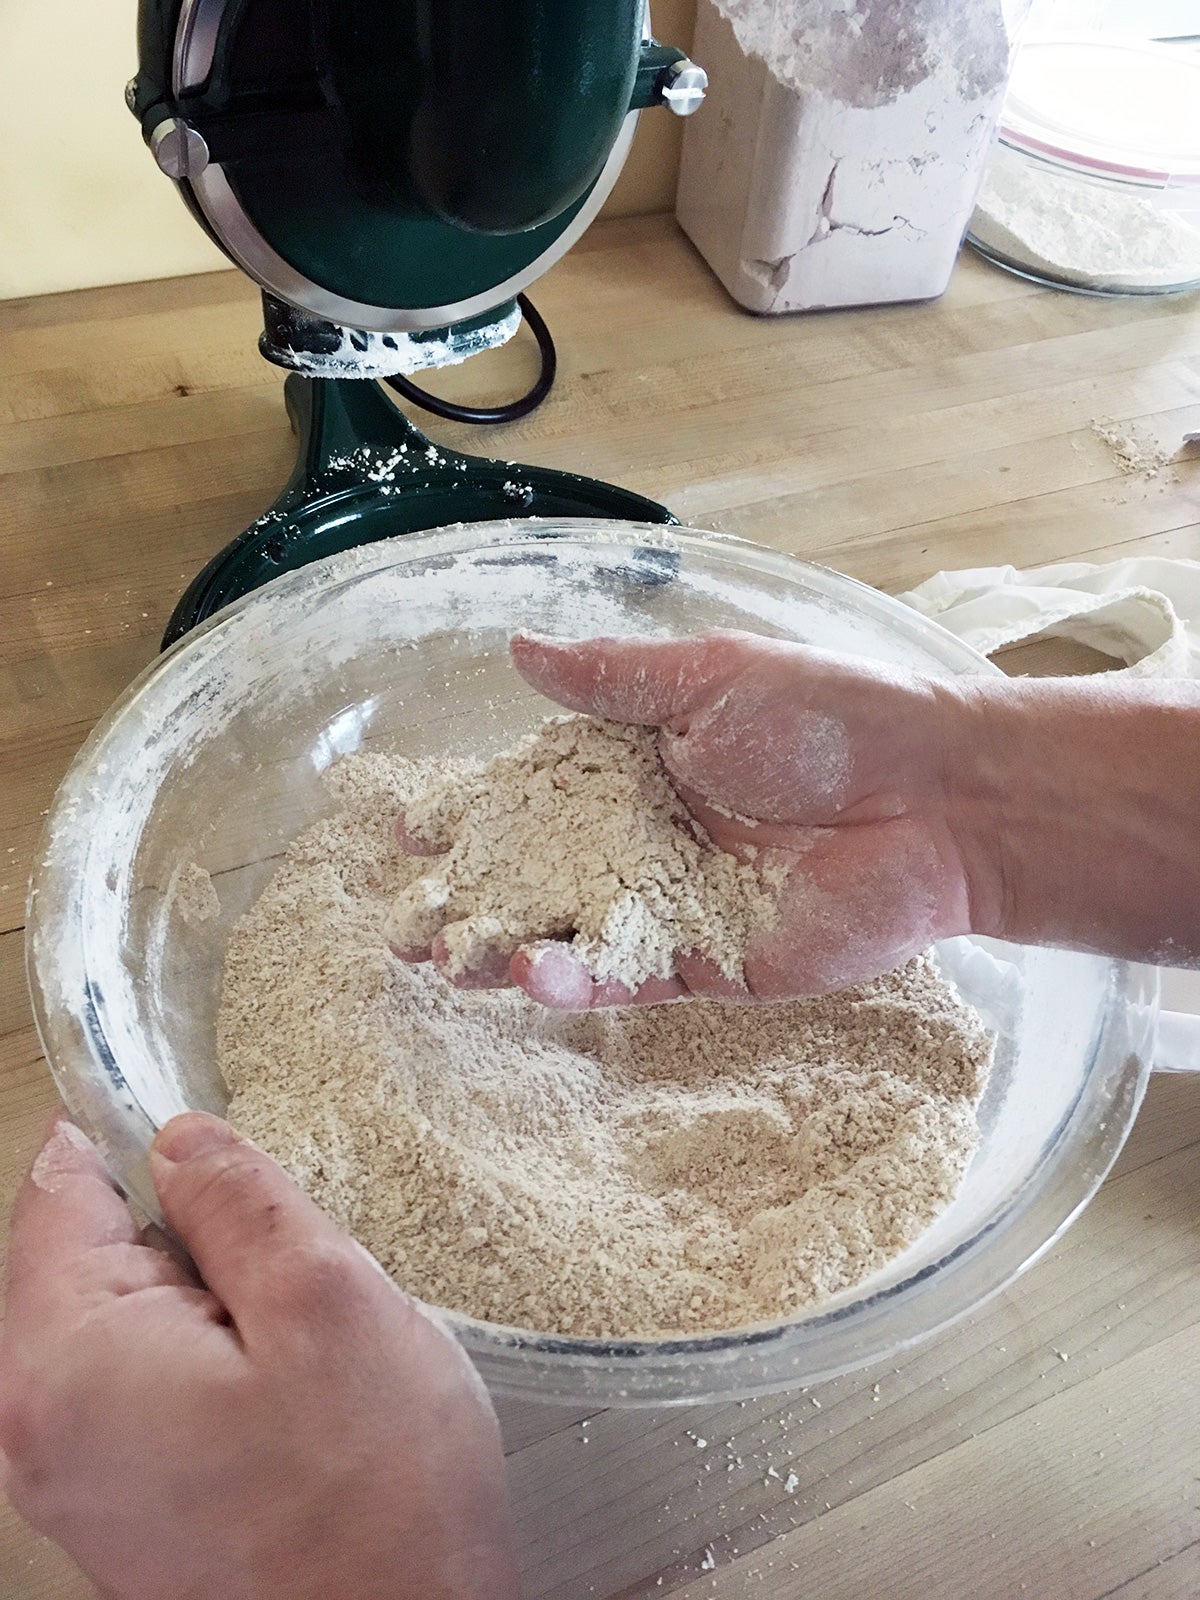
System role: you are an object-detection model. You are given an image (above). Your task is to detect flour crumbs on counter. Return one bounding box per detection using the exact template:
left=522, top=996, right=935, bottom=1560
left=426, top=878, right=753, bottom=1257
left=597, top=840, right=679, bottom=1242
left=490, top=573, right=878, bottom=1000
left=1090, top=418, right=1171, bottom=481
left=220, top=750, right=994, bottom=1339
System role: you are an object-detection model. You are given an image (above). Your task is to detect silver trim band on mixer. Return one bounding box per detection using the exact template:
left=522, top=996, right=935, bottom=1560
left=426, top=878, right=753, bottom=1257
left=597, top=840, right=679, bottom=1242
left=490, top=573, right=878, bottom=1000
left=173, top=0, right=222, bottom=92
left=172, top=0, right=646, bottom=333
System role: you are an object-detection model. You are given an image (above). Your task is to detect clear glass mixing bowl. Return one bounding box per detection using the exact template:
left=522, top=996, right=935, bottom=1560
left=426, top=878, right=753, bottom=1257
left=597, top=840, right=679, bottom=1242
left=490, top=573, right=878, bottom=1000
left=26, top=522, right=1157, bottom=1404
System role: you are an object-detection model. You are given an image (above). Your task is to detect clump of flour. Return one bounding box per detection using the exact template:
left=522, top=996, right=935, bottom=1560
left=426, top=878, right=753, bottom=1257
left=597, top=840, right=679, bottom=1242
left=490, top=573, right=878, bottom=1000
left=385, top=715, right=780, bottom=989
left=220, top=751, right=994, bottom=1340
left=169, top=861, right=220, bottom=925
left=1089, top=417, right=1171, bottom=480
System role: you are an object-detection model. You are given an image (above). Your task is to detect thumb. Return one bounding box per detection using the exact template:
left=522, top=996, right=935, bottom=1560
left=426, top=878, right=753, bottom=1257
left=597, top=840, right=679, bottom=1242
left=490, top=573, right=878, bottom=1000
left=510, top=630, right=754, bottom=727
left=150, top=1112, right=379, bottom=1344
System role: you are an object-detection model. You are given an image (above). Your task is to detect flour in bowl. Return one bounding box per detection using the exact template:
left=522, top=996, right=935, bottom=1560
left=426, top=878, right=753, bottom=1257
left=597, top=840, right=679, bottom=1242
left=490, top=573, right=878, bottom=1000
left=385, top=714, right=781, bottom=989
left=219, top=746, right=993, bottom=1339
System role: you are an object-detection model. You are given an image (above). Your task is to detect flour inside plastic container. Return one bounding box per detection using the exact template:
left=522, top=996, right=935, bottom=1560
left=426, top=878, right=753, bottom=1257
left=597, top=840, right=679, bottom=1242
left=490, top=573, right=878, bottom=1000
left=219, top=741, right=994, bottom=1340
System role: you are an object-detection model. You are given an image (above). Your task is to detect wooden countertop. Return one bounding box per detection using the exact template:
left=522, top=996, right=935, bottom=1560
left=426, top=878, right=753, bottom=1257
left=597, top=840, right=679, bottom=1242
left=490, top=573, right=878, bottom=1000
left=2, top=215, right=1199, bottom=1599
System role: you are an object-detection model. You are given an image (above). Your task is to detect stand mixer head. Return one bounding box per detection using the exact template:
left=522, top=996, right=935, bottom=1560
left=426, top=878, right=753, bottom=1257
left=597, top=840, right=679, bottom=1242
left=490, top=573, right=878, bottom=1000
left=128, top=0, right=704, bottom=373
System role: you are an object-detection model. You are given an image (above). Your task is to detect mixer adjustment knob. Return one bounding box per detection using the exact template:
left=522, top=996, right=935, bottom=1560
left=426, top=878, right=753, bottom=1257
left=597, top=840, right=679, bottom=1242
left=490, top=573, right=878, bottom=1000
left=661, top=59, right=708, bottom=117
left=150, top=118, right=210, bottom=181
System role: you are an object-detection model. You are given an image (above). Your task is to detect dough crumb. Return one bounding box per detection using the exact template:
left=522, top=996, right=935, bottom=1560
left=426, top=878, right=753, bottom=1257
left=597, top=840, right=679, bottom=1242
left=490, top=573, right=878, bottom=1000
left=170, top=861, right=220, bottom=925
left=219, top=750, right=994, bottom=1340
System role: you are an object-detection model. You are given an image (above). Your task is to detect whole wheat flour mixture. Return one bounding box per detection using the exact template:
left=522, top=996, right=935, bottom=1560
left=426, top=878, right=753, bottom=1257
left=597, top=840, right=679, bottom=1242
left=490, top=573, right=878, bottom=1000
left=384, top=714, right=780, bottom=989
left=220, top=743, right=994, bottom=1340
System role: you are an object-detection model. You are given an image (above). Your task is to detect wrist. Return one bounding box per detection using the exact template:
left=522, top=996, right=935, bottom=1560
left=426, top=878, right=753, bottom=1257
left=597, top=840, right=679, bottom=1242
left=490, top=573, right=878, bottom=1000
left=937, top=676, right=1023, bottom=943
left=937, top=672, right=1200, bottom=961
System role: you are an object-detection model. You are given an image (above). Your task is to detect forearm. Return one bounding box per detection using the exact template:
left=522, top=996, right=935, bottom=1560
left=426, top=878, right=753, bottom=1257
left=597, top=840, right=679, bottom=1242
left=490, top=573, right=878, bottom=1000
left=947, top=676, right=1200, bottom=966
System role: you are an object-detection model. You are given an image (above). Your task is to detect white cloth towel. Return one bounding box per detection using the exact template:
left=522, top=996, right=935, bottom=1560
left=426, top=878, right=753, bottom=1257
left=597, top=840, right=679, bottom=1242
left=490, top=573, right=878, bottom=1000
left=899, top=557, right=1200, bottom=676
left=898, top=557, right=1200, bottom=1073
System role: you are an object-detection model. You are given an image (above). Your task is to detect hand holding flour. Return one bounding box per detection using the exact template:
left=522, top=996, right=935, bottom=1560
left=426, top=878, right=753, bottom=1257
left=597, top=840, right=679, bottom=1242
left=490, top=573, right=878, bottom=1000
left=504, top=631, right=973, bottom=1005
left=0, top=1114, right=517, bottom=1600
left=398, top=630, right=1200, bottom=1007
left=395, top=631, right=973, bottom=1005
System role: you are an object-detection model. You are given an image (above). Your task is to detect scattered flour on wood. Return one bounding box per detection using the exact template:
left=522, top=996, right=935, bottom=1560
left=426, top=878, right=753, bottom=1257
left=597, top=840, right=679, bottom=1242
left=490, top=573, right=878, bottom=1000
left=385, top=715, right=782, bottom=989
left=1090, top=417, right=1170, bottom=480
left=219, top=749, right=994, bottom=1340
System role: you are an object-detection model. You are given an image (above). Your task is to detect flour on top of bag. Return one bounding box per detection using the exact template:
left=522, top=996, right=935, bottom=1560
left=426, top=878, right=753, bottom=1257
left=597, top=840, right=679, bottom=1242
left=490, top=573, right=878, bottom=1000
left=220, top=752, right=994, bottom=1341
left=384, top=714, right=781, bottom=989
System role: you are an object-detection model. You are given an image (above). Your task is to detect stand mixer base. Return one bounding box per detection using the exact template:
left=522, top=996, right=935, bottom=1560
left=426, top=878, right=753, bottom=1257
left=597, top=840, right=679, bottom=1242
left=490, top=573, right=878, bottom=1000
left=162, top=375, right=676, bottom=646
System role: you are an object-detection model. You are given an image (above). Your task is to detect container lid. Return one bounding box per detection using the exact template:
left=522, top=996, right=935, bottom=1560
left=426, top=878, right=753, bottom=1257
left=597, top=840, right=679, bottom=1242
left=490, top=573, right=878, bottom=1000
left=1000, top=38, right=1200, bottom=185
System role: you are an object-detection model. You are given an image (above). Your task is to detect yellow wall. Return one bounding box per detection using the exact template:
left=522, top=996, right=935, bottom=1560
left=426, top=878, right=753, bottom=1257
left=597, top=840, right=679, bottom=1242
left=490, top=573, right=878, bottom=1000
left=0, top=0, right=695, bottom=303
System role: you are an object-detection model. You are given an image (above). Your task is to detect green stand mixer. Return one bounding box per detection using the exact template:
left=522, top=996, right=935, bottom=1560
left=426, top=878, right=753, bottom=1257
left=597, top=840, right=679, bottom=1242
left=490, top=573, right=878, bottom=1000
left=126, top=0, right=707, bottom=643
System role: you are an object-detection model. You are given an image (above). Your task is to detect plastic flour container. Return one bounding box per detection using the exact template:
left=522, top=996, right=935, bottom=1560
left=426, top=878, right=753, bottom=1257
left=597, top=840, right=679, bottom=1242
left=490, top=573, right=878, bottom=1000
left=968, top=37, right=1200, bottom=295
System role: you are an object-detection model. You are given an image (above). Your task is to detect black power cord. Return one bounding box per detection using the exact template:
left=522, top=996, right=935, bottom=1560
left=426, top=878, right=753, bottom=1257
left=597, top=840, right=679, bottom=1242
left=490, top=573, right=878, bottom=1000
left=383, top=293, right=557, bottom=424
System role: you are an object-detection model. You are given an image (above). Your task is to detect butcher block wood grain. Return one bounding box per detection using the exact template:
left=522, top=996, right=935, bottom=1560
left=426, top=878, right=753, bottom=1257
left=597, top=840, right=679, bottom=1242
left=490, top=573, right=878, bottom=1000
left=1, top=217, right=1198, bottom=1599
